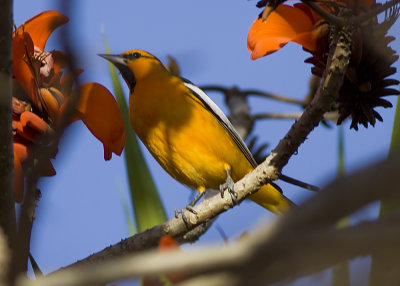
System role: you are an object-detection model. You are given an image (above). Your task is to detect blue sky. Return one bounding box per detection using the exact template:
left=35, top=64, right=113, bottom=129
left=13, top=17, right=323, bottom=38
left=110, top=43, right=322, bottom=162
left=14, top=0, right=400, bottom=284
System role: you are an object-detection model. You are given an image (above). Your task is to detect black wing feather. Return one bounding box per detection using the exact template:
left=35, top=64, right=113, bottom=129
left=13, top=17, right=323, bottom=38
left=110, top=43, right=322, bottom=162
left=181, top=78, right=258, bottom=168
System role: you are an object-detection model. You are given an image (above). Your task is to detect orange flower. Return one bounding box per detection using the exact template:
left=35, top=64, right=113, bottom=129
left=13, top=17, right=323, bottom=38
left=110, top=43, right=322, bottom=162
left=76, top=83, right=126, bottom=160
left=12, top=98, right=55, bottom=202
left=247, top=1, right=399, bottom=130
left=247, top=0, right=380, bottom=60
left=12, top=11, right=125, bottom=202
left=247, top=3, right=326, bottom=60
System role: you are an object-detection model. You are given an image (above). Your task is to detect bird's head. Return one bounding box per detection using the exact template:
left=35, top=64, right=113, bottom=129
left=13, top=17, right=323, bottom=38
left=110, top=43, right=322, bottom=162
left=99, top=50, right=163, bottom=92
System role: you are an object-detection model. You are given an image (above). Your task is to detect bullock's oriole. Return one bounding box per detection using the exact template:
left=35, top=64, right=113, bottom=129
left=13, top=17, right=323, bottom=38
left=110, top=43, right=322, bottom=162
left=100, top=50, right=294, bottom=215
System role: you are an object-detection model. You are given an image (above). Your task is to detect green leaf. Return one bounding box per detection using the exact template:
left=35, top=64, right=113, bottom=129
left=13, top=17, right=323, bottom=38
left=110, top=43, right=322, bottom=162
left=102, top=34, right=167, bottom=233
left=117, top=181, right=136, bottom=235
left=336, top=125, right=345, bottom=178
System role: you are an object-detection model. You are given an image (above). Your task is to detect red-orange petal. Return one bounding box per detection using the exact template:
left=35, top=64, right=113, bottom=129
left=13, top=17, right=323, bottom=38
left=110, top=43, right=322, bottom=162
left=12, top=32, right=39, bottom=103
left=15, top=10, right=69, bottom=50
left=14, top=142, right=29, bottom=164
left=38, top=87, right=65, bottom=121
left=247, top=4, right=321, bottom=60
left=20, top=111, right=49, bottom=134
left=13, top=119, right=36, bottom=143
left=13, top=143, right=28, bottom=202
left=75, top=82, right=125, bottom=160
left=14, top=111, right=49, bottom=143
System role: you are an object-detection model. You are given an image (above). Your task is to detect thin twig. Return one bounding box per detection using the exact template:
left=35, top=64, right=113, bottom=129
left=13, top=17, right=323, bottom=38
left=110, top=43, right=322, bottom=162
left=12, top=188, right=41, bottom=276
left=303, top=0, right=345, bottom=26
left=252, top=111, right=339, bottom=122
left=200, top=86, right=305, bottom=106
left=278, top=174, right=320, bottom=192
left=252, top=112, right=303, bottom=120
left=244, top=90, right=306, bottom=105
left=352, top=0, right=400, bottom=25
left=303, top=0, right=400, bottom=27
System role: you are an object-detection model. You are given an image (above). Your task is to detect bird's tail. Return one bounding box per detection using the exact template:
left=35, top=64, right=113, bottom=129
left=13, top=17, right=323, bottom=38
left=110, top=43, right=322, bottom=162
left=249, top=184, right=295, bottom=215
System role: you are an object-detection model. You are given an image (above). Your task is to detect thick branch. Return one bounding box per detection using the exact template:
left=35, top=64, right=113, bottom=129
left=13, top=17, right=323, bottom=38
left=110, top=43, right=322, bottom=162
left=270, top=23, right=354, bottom=170
left=0, top=0, right=16, bottom=251
left=17, top=151, right=400, bottom=286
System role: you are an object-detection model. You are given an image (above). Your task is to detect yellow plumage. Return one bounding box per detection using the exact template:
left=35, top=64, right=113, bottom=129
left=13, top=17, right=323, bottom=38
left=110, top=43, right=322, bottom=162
left=101, top=50, right=294, bottom=215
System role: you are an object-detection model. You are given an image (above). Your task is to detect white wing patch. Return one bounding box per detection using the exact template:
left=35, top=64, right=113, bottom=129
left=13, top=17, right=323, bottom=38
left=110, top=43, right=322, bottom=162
left=183, top=80, right=258, bottom=168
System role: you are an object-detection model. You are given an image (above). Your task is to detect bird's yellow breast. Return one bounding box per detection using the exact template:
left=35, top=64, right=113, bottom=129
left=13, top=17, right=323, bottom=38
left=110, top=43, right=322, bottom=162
left=129, top=74, right=252, bottom=191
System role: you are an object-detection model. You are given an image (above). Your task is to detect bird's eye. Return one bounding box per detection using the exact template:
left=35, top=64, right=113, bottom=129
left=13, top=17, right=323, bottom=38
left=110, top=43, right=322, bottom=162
left=123, top=52, right=142, bottom=60
left=131, top=52, right=141, bottom=59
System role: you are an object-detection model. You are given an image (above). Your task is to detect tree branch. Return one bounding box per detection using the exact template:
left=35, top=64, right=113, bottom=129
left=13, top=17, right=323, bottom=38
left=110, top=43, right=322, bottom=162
left=17, top=151, right=400, bottom=286
left=201, top=86, right=305, bottom=106
left=0, top=0, right=16, bottom=252
left=252, top=111, right=339, bottom=122
left=270, top=23, right=355, bottom=170
left=252, top=112, right=304, bottom=120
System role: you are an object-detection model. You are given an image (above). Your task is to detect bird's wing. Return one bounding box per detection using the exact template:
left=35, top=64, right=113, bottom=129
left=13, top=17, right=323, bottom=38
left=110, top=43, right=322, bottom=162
left=182, top=78, right=258, bottom=168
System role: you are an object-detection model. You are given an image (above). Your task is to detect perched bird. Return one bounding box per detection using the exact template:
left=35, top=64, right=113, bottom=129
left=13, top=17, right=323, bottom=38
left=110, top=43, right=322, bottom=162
left=100, top=50, right=294, bottom=215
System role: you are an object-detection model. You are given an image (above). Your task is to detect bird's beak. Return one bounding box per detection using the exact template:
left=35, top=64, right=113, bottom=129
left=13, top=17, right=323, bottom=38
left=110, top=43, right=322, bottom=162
left=98, top=54, right=126, bottom=66
left=98, top=53, right=136, bottom=92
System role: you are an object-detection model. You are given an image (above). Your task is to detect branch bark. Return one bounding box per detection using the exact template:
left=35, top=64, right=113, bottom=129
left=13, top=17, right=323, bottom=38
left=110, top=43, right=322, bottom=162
left=270, top=23, right=355, bottom=170
left=17, top=150, right=400, bottom=286
left=0, top=0, right=16, bottom=251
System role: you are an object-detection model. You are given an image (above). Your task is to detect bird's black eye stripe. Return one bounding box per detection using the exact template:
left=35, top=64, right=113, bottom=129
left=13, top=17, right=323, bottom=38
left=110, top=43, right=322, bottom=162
left=123, top=52, right=142, bottom=60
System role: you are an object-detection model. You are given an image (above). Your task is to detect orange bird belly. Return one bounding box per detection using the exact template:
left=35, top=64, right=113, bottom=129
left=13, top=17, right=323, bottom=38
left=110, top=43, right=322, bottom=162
left=129, top=76, right=253, bottom=191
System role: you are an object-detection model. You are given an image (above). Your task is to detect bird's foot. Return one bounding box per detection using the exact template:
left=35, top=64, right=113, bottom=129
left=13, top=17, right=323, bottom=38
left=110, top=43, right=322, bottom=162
left=219, top=167, right=238, bottom=205
left=174, top=208, right=190, bottom=228
left=174, top=190, right=205, bottom=228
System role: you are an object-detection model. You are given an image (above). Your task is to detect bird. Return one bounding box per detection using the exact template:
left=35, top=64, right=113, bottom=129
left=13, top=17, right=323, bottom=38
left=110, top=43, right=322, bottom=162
left=99, top=50, right=294, bottom=215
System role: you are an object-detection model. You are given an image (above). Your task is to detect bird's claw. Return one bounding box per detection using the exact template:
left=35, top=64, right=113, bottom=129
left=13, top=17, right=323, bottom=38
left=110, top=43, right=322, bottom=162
left=185, top=204, right=198, bottom=215
left=219, top=168, right=238, bottom=205
left=175, top=208, right=190, bottom=228
left=175, top=204, right=198, bottom=229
